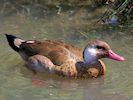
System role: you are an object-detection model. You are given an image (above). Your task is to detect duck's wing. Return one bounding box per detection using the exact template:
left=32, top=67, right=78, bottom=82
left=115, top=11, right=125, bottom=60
left=5, top=34, right=82, bottom=65
left=45, top=40, right=82, bottom=58
left=19, top=40, right=81, bottom=65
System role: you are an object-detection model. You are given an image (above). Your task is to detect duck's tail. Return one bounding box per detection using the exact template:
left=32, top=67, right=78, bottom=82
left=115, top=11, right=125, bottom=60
left=5, top=34, right=25, bottom=52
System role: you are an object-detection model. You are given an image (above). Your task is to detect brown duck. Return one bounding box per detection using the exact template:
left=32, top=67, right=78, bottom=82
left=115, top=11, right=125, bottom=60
left=5, top=34, right=125, bottom=78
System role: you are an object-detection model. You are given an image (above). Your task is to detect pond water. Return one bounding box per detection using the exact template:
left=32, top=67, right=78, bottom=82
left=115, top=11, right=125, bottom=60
left=0, top=5, right=133, bottom=100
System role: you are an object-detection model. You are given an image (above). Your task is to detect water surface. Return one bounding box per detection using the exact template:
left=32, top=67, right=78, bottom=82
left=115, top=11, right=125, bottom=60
left=0, top=5, right=133, bottom=100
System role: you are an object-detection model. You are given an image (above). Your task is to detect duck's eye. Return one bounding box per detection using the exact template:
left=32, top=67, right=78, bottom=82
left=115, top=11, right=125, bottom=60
left=96, top=46, right=106, bottom=50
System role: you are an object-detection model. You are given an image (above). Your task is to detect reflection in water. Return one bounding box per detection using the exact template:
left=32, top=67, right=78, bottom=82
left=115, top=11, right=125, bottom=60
left=0, top=4, right=132, bottom=100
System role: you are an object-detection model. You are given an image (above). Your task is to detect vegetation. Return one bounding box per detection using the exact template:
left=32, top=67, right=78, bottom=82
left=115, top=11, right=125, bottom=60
left=0, top=0, right=132, bottom=23
left=102, top=0, right=132, bottom=23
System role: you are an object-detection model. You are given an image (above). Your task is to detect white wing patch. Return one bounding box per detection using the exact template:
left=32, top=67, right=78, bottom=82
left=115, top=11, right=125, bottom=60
left=14, top=38, right=25, bottom=47
left=26, top=41, right=35, bottom=43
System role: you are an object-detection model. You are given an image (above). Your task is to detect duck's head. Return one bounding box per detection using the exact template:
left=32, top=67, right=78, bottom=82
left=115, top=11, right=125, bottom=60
left=83, top=40, right=125, bottom=64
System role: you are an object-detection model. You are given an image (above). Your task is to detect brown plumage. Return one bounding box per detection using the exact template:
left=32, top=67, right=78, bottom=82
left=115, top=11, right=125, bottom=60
left=5, top=34, right=125, bottom=78
left=20, top=40, right=82, bottom=65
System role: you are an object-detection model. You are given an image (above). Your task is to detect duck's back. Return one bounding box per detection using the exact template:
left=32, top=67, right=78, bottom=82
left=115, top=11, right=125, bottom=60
left=19, top=40, right=82, bottom=65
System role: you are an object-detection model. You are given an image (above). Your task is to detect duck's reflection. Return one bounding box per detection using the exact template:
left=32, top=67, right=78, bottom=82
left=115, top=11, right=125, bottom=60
left=20, top=65, right=126, bottom=100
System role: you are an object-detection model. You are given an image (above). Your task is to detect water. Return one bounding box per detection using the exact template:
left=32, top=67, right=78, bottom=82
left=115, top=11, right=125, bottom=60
left=0, top=4, right=133, bottom=100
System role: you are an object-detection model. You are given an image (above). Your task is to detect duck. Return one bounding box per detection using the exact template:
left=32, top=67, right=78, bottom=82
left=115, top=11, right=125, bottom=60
left=5, top=34, right=125, bottom=78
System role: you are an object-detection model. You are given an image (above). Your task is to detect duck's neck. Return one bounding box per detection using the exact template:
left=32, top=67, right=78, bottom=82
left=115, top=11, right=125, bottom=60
left=83, top=47, right=98, bottom=64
